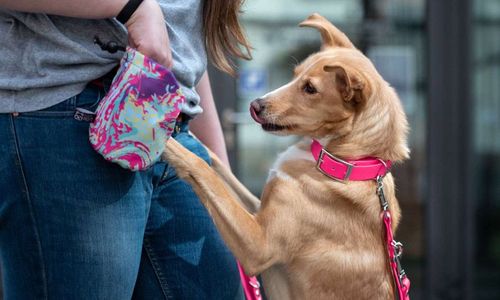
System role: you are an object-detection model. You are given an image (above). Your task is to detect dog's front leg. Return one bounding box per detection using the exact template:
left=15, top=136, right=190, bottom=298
left=162, top=139, right=276, bottom=275
left=205, top=148, right=261, bottom=214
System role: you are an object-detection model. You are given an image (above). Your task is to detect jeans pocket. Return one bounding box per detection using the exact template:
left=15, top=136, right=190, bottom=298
left=20, top=85, right=103, bottom=118
left=19, top=97, right=77, bottom=118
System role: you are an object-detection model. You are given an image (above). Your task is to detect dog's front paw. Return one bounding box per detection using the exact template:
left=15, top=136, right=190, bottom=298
left=161, top=139, right=194, bottom=179
left=162, top=138, right=182, bottom=163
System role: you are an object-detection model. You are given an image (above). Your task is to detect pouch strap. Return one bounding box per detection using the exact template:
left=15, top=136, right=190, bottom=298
left=116, top=0, right=144, bottom=24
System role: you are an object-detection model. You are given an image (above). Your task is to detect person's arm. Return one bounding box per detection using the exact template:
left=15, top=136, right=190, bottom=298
left=191, top=71, right=231, bottom=167
left=0, top=0, right=172, bottom=68
left=0, top=0, right=127, bottom=18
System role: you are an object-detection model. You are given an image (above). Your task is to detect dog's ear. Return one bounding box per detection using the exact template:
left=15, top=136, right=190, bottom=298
left=299, top=13, right=355, bottom=49
left=324, top=64, right=368, bottom=105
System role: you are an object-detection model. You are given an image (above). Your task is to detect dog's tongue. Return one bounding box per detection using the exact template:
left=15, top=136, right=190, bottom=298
left=249, top=104, right=265, bottom=124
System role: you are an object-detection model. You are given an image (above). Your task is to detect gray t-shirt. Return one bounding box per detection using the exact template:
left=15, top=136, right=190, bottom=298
left=0, top=0, right=206, bottom=116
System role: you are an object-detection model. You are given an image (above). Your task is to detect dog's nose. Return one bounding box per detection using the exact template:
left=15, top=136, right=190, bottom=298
left=249, top=98, right=267, bottom=124
left=250, top=98, right=265, bottom=115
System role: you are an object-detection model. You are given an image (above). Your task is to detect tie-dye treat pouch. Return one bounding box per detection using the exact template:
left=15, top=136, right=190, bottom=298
left=89, top=47, right=184, bottom=171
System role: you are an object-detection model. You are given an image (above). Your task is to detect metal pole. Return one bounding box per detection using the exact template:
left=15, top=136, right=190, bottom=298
left=426, top=0, right=474, bottom=299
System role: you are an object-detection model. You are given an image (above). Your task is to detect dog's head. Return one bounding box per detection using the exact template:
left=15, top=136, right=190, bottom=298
left=250, top=13, right=409, bottom=162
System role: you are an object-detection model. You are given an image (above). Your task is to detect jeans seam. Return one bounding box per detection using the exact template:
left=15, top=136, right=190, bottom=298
left=158, top=164, right=175, bottom=185
left=143, top=237, right=174, bottom=300
left=9, top=115, right=49, bottom=299
left=18, top=111, right=75, bottom=117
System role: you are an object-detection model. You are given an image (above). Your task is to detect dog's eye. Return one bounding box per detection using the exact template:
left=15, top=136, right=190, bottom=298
left=303, top=82, right=317, bottom=95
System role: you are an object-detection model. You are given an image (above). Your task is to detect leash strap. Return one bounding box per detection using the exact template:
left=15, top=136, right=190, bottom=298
left=377, top=177, right=411, bottom=300
left=237, top=262, right=262, bottom=300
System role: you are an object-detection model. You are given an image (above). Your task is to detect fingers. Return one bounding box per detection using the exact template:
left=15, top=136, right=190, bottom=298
left=124, top=0, right=172, bottom=68
left=129, top=37, right=172, bottom=68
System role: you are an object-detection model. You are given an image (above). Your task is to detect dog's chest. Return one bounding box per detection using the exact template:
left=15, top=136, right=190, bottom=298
left=267, top=142, right=315, bottom=182
left=261, top=265, right=293, bottom=300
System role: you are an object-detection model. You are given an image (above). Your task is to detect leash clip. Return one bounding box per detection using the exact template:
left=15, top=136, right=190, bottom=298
left=392, top=240, right=404, bottom=258
left=376, top=176, right=389, bottom=211
left=393, top=244, right=407, bottom=280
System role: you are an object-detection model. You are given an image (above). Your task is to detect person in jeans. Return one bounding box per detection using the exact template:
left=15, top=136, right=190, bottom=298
left=0, top=0, right=252, bottom=298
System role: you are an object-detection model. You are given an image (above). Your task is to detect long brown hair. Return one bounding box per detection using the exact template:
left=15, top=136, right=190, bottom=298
left=203, top=0, right=252, bottom=75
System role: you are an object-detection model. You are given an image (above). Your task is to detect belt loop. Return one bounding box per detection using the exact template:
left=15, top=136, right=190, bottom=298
left=68, top=95, right=77, bottom=110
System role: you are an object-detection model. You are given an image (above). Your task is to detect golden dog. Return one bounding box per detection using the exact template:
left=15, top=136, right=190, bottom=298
left=163, top=13, right=409, bottom=300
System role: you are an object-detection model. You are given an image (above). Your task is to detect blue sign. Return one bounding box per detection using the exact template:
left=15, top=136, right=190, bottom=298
left=238, top=69, right=268, bottom=95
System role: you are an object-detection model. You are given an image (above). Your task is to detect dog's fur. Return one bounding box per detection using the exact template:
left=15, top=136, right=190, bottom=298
left=163, top=13, right=409, bottom=300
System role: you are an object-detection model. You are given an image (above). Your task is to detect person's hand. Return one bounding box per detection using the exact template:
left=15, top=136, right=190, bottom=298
left=125, top=0, right=172, bottom=68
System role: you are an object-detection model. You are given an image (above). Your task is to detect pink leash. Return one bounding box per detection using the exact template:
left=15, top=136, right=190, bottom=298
left=237, top=262, right=262, bottom=300
left=377, top=177, right=411, bottom=300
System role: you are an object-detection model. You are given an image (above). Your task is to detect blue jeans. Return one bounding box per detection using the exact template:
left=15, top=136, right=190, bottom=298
left=0, top=85, right=243, bottom=299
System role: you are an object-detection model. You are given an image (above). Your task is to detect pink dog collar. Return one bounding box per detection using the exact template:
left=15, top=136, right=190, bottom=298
left=311, top=139, right=391, bottom=182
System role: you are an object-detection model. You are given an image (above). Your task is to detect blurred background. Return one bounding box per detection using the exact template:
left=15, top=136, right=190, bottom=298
left=207, top=0, right=500, bottom=299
